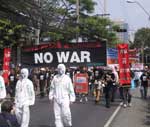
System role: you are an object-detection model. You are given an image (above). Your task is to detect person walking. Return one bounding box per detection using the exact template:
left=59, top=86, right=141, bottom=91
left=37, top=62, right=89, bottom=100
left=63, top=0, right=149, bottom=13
left=122, top=86, right=132, bottom=108
left=38, top=68, right=46, bottom=98
left=0, top=68, right=6, bottom=113
left=140, top=71, right=149, bottom=99
left=103, top=73, right=113, bottom=108
left=49, top=64, right=76, bottom=127
left=15, top=68, right=35, bottom=127
left=8, top=68, right=17, bottom=98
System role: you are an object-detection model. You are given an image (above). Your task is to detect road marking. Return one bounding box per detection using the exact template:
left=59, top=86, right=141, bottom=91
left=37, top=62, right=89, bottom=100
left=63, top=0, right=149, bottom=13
left=104, top=102, right=123, bottom=127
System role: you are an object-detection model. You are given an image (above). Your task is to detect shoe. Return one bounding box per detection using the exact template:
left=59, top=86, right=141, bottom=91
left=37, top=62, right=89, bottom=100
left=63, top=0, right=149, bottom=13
left=123, top=104, right=127, bottom=108
left=95, top=100, right=98, bottom=104
left=128, top=103, right=132, bottom=107
left=106, top=105, right=110, bottom=108
left=111, top=99, right=114, bottom=102
left=85, top=97, right=88, bottom=102
left=79, top=99, right=82, bottom=102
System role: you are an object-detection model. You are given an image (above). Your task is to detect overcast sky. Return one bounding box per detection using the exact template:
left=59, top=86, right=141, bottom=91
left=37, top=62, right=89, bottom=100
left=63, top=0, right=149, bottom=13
left=94, top=0, right=150, bottom=33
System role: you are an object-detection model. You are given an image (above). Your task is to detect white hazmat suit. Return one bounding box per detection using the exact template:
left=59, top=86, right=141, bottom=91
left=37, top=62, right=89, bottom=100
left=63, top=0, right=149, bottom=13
left=0, top=71, right=6, bottom=113
left=15, top=68, right=35, bottom=127
left=49, top=64, right=76, bottom=127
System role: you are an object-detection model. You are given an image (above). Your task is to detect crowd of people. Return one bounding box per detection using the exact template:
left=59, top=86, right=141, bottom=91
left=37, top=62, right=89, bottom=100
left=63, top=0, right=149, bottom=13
left=0, top=63, right=150, bottom=127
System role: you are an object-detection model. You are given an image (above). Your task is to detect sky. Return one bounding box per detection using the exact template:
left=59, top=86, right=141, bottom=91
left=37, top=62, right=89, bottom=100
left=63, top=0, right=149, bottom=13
left=94, top=0, right=150, bottom=33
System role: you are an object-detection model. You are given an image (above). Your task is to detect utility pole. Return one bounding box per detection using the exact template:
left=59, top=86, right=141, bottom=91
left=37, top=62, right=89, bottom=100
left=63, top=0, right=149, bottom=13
left=76, top=0, right=79, bottom=43
left=104, top=0, right=107, bottom=14
left=34, top=0, right=41, bottom=45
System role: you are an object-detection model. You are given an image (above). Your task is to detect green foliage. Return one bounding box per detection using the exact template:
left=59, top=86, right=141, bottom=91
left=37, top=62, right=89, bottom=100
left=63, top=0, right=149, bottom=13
left=0, top=19, right=25, bottom=48
left=132, top=28, right=150, bottom=48
left=0, top=0, right=119, bottom=47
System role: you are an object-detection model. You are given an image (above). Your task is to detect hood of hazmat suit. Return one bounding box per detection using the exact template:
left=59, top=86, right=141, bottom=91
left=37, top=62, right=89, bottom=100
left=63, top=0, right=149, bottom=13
left=57, top=64, right=66, bottom=75
left=20, top=68, right=29, bottom=79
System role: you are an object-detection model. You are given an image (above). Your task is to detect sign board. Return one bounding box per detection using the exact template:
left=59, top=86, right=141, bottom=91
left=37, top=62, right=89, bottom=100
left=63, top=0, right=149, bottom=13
left=117, top=44, right=131, bottom=86
left=74, top=73, right=88, bottom=94
left=21, top=42, right=106, bottom=67
left=2, top=48, right=11, bottom=84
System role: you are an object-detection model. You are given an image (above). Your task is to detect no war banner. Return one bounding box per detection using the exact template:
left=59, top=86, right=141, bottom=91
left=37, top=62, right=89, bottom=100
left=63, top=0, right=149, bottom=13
left=21, top=42, right=106, bottom=67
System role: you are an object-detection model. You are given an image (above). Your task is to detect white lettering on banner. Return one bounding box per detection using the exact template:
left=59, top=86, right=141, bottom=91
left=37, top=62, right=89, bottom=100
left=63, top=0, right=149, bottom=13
left=120, top=49, right=127, bottom=54
left=122, top=58, right=127, bottom=64
left=120, top=69, right=130, bottom=73
left=34, top=51, right=91, bottom=64
left=81, top=51, right=90, bottom=62
left=44, top=52, right=53, bottom=63
left=56, top=51, right=70, bottom=63
left=34, top=52, right=53, bottom=63
left=34, top=53, right=43, bottom=63
left=70, top=52, right=80, bottom=63
left=57, top=51, right=91, bottom=63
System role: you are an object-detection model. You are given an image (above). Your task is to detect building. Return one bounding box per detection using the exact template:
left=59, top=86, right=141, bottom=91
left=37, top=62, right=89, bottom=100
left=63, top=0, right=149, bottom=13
left=113, top=19, right=129, bottom=43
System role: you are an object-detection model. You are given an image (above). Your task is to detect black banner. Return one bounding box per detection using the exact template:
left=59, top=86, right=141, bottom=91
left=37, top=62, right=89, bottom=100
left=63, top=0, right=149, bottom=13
left=21, top=42, right=106, bottom=67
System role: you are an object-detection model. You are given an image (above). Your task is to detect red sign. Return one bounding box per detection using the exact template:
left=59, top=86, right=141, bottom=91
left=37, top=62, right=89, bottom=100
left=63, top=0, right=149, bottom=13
left=74, top=73, right=88, bottom=94
left=2, top=48, right=11, bottom=84
left=129, top=49, right=139, bottom=64
left=117, top=44, right=131, bottom=86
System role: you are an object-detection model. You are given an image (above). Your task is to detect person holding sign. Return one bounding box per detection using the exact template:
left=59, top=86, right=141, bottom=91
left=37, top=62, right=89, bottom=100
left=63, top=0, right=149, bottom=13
left=74, top=66, right=89, bottom=102
left=49, top=64, right=75, bottom=127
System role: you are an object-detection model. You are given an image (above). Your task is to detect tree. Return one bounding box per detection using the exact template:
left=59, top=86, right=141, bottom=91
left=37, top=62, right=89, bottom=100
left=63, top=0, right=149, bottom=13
left=0, top=0, right=41, bottom=28
left=129, top=28, right=150, bottom=64
left=0, top=0, right=119, bottom=47
left=40, top=0, right=118, bottom=46
left=40, top=0, right=96, bottom=41
left=0, top=19, right=25, bottom=49
left=132, top=28, right=150, bottom=48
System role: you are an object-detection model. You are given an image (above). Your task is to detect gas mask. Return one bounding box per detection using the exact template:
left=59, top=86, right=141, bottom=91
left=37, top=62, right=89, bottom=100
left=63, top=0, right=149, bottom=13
left=57, top=64, right=66, bottom=75
left=20, top=68, right=29, bottom=79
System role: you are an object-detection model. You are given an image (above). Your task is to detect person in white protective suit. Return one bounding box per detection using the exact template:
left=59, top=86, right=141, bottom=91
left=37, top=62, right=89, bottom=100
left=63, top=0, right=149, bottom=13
left=0, top=69, right=6, bottom=113
left=49, top=64, right=76, bottom=127
left=15, top=68, right=35, bottom=127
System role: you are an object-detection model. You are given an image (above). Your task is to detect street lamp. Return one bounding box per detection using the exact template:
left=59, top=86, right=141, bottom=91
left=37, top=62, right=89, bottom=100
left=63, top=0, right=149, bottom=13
left=126, top=0, right=150, bottom=21
left=126, top=0, right=150, bottom=64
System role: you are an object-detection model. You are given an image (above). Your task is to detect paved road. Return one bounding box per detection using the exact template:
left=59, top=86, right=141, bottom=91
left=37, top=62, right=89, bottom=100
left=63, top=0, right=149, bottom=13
left=110, top=88, right=150, bottom=127
left=30, top=95, right=122, bottom=127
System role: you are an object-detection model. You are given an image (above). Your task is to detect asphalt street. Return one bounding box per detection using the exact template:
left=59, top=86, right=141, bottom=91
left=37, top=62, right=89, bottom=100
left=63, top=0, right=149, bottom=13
left=110, top=88, right=150, bottom=127
left=29, top=95, right=122, bottom=127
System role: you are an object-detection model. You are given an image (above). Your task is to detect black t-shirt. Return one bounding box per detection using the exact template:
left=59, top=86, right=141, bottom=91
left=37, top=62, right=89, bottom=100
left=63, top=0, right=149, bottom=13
left=140, top=73, right=149, bottom=87
left=8, top=74, right=17, bottom=87
left=38, top=73, right=46, bottom=81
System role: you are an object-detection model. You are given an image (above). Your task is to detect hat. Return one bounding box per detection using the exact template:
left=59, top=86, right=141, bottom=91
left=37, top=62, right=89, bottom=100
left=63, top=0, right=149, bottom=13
left=40, top=68, right=45, bottom=71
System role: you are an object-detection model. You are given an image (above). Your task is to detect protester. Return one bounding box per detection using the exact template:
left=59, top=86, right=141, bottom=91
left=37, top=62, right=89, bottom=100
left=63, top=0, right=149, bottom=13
left=0, top=68, right=6, bottom=113
left=0, top=100, right=20, bottom=127
left=49, top=64, right=76, bottom=127
left=95, top=79, right=104, bottom=104
left=103, top=73, right=113, bottom=108
left=122, top=86, right=132, bottom=108
left=45, top=67, right=51, bottom=96
left=38, top=68, right=46, bottom=98
left=15, top=68, right=35, bottom=127
left=77, top=66, right=89, bottom=102
left=109, top=68, right=118, bottom=102
left=140, top=71, right=149, bottom=99
left=8, top=68, right=17, bottom=98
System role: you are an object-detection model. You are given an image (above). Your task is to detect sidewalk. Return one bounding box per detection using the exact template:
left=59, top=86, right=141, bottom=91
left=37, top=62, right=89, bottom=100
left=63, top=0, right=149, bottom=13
left=109, top=88, right=150, bottom=127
